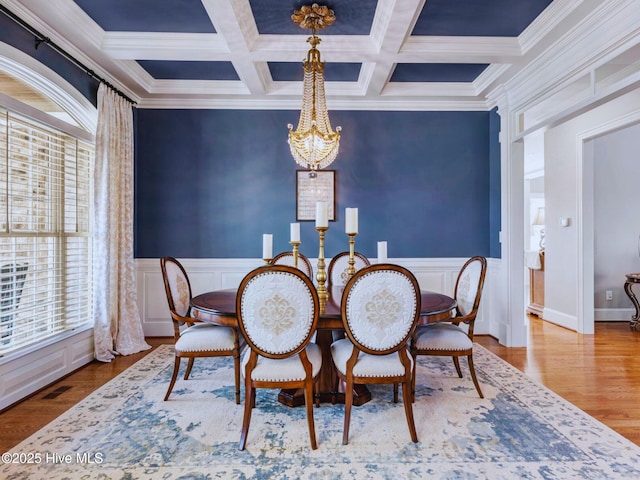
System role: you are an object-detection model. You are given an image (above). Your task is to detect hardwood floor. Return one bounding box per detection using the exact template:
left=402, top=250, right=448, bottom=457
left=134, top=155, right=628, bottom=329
left=476, top=318, right=640, bottom=446
left=1, top=319, right=640, bottom=452
left=0, top=337, right=172, bottom=452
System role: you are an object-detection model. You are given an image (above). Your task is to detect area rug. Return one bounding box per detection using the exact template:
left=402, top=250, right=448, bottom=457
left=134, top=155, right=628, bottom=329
left=3, top=344, right=640, bottom=480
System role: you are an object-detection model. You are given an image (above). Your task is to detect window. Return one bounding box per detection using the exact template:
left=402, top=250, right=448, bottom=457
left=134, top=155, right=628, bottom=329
left=0, top=107, right=94, bottom=356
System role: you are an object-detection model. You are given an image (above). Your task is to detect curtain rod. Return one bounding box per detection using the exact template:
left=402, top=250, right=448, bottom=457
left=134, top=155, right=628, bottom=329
left=0, top=4, right=137, bottom=105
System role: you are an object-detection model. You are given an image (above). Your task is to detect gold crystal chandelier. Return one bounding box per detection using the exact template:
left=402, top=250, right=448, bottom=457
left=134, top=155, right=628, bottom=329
left=288, top=4, right=341, bottom=175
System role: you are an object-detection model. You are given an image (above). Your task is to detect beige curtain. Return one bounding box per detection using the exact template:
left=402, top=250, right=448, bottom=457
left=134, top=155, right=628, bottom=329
left=93, top=84, right=150, bottom=362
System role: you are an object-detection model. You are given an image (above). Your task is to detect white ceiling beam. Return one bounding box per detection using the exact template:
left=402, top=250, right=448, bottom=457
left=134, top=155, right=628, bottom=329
left=360, top=0, right=425, bottom=96
left=102, top=33, right=229, bottom=61
left=200, top=0, right=267, bottom=95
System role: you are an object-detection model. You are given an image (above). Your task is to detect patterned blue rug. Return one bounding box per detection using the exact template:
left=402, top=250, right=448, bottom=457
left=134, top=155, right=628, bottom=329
left=3, top=344, right=640, bottom=479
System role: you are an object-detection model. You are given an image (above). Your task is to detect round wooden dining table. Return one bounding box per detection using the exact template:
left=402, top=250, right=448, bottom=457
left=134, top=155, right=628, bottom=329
left=191, top=286, right=456, bottom=407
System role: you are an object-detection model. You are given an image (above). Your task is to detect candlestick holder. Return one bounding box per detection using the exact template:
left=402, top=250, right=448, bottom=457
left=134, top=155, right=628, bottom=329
left=290, top=240, right=301, bottom=268
left=263, top=257, right=272, bottom=265
left=315, top=226, right=329, bottom=310
left=347, top=232, right=357, bottom=278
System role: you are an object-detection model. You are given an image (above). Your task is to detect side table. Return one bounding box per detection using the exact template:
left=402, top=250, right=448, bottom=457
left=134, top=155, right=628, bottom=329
left=623, top=273, right=640, bottom=330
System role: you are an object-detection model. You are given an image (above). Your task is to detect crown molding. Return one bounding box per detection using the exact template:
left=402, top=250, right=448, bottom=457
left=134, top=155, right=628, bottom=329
left=137, top=95, right=490, bottom=112
left=493, top=0, right=640, bottom=114
left=518, top=0, right=585, bottom=54
left=382, top=82, right=477, bottom=97
left=473, top=64, right=513, bottom=96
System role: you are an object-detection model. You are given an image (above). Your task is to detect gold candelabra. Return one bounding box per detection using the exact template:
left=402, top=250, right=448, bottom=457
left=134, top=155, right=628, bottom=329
left=315, top=226, right=328, bottom=311
left=290, top=240, right=301, bottom=268
left=347, top=232, right=357, bottom=278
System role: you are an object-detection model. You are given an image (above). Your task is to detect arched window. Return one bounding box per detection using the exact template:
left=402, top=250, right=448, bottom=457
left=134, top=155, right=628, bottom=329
left=0, top=50, right=96, bottom=356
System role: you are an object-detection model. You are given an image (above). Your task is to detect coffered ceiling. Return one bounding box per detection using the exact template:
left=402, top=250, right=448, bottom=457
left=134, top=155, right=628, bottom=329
left=0, top=0, right=625, bottom=111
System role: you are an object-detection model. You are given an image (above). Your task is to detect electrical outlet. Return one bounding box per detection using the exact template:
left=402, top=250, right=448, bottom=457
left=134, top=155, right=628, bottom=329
left=606, top=290, right=613, bottom=301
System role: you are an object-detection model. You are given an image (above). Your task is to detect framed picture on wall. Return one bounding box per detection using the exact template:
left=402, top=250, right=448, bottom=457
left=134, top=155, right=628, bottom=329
left=296, top=170, right=336, bottom=221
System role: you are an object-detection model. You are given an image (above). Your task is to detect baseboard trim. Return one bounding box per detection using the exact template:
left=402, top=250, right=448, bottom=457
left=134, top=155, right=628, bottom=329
left=594, top=307, right=634, bottom=322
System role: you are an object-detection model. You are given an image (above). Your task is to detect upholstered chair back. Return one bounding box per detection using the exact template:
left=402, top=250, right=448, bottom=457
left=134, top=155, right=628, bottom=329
left=328, top=251, right=370, bottom=289
left=237, top=265, right=319, bottom=358
left=271, top=251, right=313, bottom=279
left=161, top=257, right=192, bottom=318
left=454, top=256, right=487, bottom=318
left=341, top=264, right=420, bottom=354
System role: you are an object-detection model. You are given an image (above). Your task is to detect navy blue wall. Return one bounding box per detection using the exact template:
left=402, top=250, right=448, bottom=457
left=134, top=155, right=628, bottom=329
left=489, top=107, right=502, bottom=258
left=135, top=109, right=499, bottom=259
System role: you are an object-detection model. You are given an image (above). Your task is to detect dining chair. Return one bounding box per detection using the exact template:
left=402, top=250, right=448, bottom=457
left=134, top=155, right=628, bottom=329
left=326, top=251, right=372, bottom=353
left=1, top=263, right=28, bottom=345
left=160, top=257, right=243, bottom=403
left=271, top=251, right=313, bottom=279
left=236, top=264, right=321, bottom=450
left=410, top=256, right=487, bottom=399
left=327, top=251, right=370, bottom=289
left=331, top=263, right=421, bottom=445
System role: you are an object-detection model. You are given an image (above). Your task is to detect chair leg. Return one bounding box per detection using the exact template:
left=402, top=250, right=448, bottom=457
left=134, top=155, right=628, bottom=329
left=164, top=357, right=181, bottom=401
left=467, top=354, right=484, bottom=399
left=410, top=352, right=417, bottom=403
left=184, top=358, right=195, bottom=380
left=304, top=379, right=318, bottom=449
left=401, top=380, right=418, bottom=443
left=233, top=350, right=241, bottom=405
left=393, top=383, right=399, bottom=403
left=342, top=378, right=353, bottom=445
left=239, top=381, right=254, bottom=450
left=452, top=356, right=463, bottom=378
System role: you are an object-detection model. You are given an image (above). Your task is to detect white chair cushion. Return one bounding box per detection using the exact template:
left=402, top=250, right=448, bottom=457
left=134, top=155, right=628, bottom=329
left=242, top=343, right=322, bottom=382
left=175, top=323, right=236, bottom=353
left=331, top=338, right=413, bottom=378
left=412, top=323, right=473, bottom=351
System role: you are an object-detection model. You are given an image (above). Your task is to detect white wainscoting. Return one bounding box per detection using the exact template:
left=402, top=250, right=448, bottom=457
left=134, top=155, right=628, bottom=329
left=136, top=257, right=501, bottom=338
left=0, top=327, right=94, bottom=410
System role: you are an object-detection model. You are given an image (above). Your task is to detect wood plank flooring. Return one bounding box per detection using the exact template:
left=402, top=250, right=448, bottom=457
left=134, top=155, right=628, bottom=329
left=1, top=319, right=639, bottom=452
left=476, top=318, right=640, bottom=446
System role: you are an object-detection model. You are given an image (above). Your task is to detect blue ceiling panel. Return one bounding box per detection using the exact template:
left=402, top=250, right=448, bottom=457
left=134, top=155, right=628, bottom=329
left=269, top=62, right=361, bottom=82
left=413, top=0, right=553, bottom=37
left=249, top=0, right=377, bottom=35
left=391, top=64, right=489, bottom=83
left=138, top=61, right=239, bottom=81
left=72, top=0, right=216, bottom=33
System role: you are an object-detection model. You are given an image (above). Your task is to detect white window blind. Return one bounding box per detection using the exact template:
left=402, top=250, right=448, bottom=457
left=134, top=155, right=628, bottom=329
left=0, top=108, right=94, bottom=356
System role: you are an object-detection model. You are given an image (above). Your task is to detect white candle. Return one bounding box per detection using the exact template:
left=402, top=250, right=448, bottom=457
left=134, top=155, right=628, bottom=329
left=345, top=207, right=358, bottom=234
left=315, top=201, right=328, bottom=228
left=290, top=223, right=300, bottom=242
left=377, top=241, right=387, bottom=262
left=262, top=234, right=273, bottom=259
